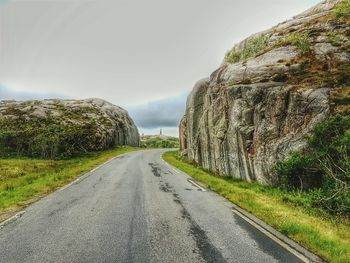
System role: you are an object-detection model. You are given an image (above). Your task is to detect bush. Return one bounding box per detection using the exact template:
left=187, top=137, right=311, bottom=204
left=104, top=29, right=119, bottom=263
left=0, top=118, right=103, bottom=159
left=273, top=153, right=323, bottom=190
left=225, top=35, right=269, bottom=63
left=274, top=115, right=350, bottom=215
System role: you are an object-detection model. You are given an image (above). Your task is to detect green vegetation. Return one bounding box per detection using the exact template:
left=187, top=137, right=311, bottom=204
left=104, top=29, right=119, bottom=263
left=278, top=32, right=311, bottom=54
left=225, top=35, right=269, bottom=63
left=0, top=102, right=116, bottom=159
left=224, top=0, right=350, bottom=64
left=327, top=32, right=348, bottom=47
left=332, top=0, right=350, bottom=23
left=0, top=146, right=139, bottom=218
left=141, top=135, right=179, bottom=148
left=274, top=115, right=350, bottom=216
left=163, top=151, right=350, bottom=263
left=0, top=117, right=105, bottom=159
left=273, top=152, right=323, bottom=190
left=224, top=30, right=312, bottom=64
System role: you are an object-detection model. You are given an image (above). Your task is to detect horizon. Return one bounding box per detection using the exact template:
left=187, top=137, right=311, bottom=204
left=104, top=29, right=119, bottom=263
left=0, top=0, right=322, bottom=136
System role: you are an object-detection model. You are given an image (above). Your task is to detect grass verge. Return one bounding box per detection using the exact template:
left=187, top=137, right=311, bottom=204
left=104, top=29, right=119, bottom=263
left=163, top=151, right=350, bottom=263
left=0, top=146, right=139, bottom=221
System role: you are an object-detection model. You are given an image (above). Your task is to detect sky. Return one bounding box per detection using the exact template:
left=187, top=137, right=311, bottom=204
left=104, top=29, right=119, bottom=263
left=0, top=0, right=322, bottom=136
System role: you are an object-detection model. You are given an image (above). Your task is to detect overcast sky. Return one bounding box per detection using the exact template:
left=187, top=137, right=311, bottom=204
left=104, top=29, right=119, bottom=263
left=0, top=0, right=321, bottom=136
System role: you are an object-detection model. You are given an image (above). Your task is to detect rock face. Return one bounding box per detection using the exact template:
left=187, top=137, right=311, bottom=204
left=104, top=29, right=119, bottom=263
left=180, top=0, right=350, bottom=184
left=0, top=98, right=140, bottom=157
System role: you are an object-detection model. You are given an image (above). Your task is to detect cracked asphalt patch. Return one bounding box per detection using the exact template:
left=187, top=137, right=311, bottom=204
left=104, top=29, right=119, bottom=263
left=149, top=162, right=161, bottom=177
left=159, top=178, right=227, bottom=263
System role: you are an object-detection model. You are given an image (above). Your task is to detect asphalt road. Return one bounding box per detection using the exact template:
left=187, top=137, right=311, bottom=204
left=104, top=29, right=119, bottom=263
left=0, top=149, right=304, bottom=263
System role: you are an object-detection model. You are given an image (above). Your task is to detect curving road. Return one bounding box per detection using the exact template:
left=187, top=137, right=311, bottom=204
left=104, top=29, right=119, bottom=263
left=0, top=149, right=303, bottom=263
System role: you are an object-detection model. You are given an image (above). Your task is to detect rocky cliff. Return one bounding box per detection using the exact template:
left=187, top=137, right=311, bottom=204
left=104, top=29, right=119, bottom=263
left=180, top=0, right=350, bottom=184
left=0, top=98, right=140, bottom=158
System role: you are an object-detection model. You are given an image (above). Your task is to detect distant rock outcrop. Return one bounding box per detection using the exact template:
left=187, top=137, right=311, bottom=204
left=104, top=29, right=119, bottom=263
left=0, top=98, right=140, bottom=158
left=180, top=0, right=350, bottom=183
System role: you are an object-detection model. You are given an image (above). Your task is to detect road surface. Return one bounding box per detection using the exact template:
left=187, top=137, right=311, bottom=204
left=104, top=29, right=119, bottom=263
left=0, top=149, right=303, bottom=263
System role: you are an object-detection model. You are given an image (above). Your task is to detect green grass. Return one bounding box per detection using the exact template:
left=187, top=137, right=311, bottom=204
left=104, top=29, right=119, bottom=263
left=163, top=151, right=350, bottom=263
left=141, top=135, right=179, bottom=148
left=277, top=31, right=311, bottom=54
left=332, top=0, right=350, bottom=23
left=327, top=32, right=348, bottom=47
left=225, top=35, right=269, bottom=63
left=224, top=30, right=312, bottom=64
left=0, top=146, right=139, bottom=218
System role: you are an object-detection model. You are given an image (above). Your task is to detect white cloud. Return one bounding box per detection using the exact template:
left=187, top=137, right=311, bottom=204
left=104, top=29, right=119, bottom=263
left=0, top=85, right=67, bottom=100
left=128, top=93, right=186, bottom=129
left=0, top=0, right=323, bottom=133
left=0, top=0, right=322, bottom=106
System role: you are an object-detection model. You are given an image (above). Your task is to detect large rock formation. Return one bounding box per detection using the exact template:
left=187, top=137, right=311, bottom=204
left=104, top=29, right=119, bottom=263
left=0, top=98, right=140, bottom=158
left=180, top=0, right=350, bottom=184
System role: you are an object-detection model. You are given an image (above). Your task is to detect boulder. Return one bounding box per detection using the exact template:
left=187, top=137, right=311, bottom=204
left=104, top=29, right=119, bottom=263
left=0, top=98, right=140, bottom=158
left=180, top=0, right=350, bottom=183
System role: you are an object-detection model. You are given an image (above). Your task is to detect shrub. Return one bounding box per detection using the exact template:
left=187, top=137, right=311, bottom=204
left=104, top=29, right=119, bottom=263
left=0, top=118, right=103, bottom=159
left=274, top=115, right=350, bottom=215
left=273, top=153, right=323, bottom=190
left=308, top=116, right=350, bottom=214
left=225, top=35, right=269, bottom=63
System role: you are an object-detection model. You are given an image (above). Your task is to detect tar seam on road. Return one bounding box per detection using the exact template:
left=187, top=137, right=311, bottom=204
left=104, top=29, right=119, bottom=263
left=159, top=180, right=226, bottom=263
left=148, top=162, right=162, bottom=177
left=163, top=154, right=325, bottom=263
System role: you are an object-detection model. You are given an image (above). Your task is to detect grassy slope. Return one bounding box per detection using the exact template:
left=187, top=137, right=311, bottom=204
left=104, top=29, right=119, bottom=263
left=0, top=146, right=139, bottom=220
left=141, top=136, right=179, bottom=148
left=163, top=151, right=350, bottom=263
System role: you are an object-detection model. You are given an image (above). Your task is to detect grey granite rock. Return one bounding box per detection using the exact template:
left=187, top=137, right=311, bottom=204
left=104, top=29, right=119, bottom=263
left=180, top=0, right=349, bottom=184
left=0, top=98, right=140, bottom=149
